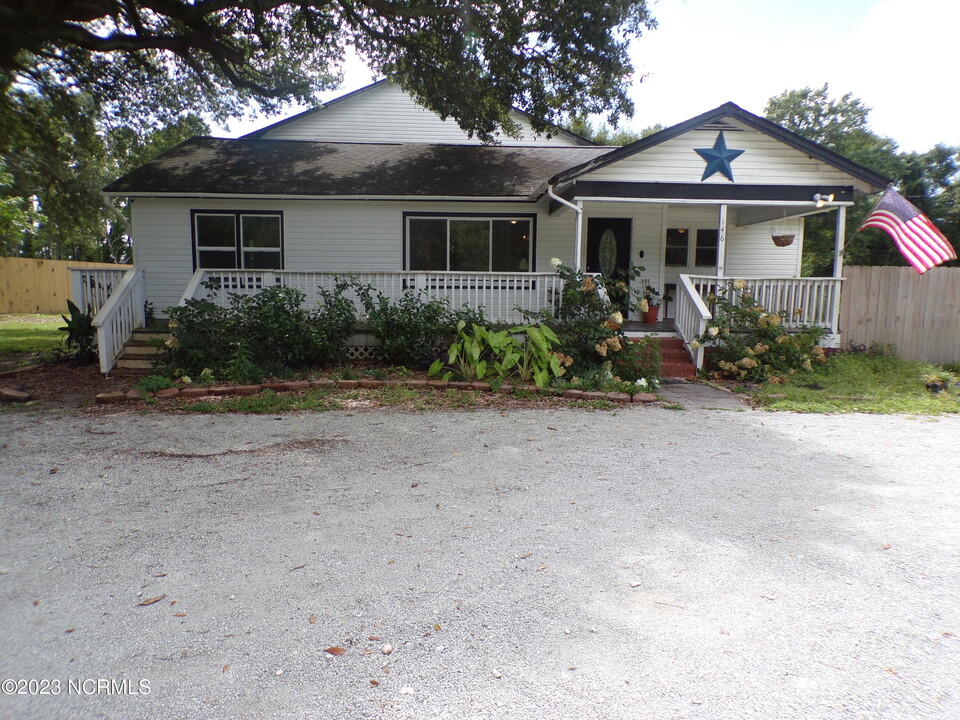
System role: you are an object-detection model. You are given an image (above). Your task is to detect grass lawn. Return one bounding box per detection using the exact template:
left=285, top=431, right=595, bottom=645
left=754, top=351, right=960, bottom=414
left=0, top=314, right=65, bottom=357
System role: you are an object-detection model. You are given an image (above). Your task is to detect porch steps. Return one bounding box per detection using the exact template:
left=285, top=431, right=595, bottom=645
left=110, top=328, right=169, bottom=377
left=629, top=336, right=697, bottom=380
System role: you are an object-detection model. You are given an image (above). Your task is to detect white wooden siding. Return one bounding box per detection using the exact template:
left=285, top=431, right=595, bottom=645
left=259, top=82, right=584, bottom=146
left=132, top=197, right=583, bottom=312
left=582, top=119, right=872, bottom=192
left=134, top=193, right=804, bottom=314
left=725, top=218, right=803, bottom=278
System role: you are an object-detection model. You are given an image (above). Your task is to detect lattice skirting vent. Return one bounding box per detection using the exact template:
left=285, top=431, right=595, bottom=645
left=344, top=345, right=380, bottom=361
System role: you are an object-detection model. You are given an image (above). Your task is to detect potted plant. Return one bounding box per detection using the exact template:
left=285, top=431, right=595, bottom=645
left=636, top=285, right=673, bottom=323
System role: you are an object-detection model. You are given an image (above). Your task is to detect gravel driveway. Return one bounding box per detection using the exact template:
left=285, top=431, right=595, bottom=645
left=1, top=405, right=958, bottom=719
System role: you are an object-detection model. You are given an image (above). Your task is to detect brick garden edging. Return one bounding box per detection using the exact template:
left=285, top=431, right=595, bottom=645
left=94, top=378, right=659, bottom=406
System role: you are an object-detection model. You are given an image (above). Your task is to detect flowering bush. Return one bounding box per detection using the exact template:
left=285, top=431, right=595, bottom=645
left=693, top=280, right=828, bottom=382
left=523, top=262, right=628, bottom=370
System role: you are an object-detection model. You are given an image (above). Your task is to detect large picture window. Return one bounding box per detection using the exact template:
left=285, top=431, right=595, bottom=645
left=192, top=211, right=283, bottom=270
left=406, top=215, right=534, bottom=272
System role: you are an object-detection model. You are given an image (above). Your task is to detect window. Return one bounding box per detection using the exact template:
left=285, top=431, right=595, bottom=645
left=406, top=216, right=534, bottom=272
left=695, top=229, right=719, bottom=267
left=665, top=228, right=689, bottom=267
left=193, top=211, right=283, bottom=270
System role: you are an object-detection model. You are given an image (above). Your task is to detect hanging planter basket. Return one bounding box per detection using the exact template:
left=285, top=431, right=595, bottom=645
left=771, top=234, right=795, bottom=247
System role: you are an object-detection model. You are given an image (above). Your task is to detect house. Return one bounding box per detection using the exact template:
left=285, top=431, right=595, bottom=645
left=79, top=80, right=889, bottom=374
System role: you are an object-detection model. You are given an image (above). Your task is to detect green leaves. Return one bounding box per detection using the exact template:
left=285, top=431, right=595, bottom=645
left=432, top=323, right=564, bottom=387
left=156, top=279, right=358, bottom=379
left=59, top=299, right=96, bottom=365
left=4, top=1, right=655, bottom=145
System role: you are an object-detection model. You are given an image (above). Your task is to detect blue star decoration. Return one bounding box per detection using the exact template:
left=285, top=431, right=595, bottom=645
left=694, top=131, right=744, bottom=182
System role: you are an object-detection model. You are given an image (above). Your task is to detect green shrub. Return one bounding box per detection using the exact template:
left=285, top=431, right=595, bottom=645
left=556, top=362, right=638, bottom=394
left=308, top=278, right=360, bottom=367
left=359, top=287, right=454, bottom=366
left=224, top=339, right=263, bottom=384
left=134, top=374, right=176, bottom=394
left=613, top=336, right=661, bottom=383
left=156, top=279, right=358, bottom=378
left=358, top=286, right=490, bottom=367
left=693, top=279, right=828, bottom=382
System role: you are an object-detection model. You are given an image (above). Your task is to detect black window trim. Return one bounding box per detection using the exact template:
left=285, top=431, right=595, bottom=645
left=190, top=209, right=285, bottom=271
left=402, top=211, right=538, bottom=272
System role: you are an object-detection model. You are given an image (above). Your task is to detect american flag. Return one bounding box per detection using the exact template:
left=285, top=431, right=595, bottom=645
left=859, top=187, right=957, bottom=274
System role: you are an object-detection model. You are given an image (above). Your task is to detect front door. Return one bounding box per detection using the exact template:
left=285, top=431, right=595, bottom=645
left=586, top=217, right=632, bottom=311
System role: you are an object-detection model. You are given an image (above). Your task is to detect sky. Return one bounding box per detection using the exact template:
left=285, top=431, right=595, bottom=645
left=215, top=0, right=960, bottom=153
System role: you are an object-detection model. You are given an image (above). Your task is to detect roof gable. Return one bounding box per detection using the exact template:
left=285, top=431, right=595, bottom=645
left=551, top=102, right=890, bottom=194
left=245, top=80, right=594, bottom=147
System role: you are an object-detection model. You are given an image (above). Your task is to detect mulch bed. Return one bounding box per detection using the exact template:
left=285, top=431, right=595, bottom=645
left=0, top=359, right=135, bottom=404
left=0, top=359, right=658, bottom=411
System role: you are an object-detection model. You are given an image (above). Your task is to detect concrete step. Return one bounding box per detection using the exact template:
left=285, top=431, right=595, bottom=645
left=122, top=342, right=161, bottom=357
left=110, top=366, right=154, bottom=377
left=115, top=357, right=154, bottom=370
left=131, top=329, right=171, bottom=342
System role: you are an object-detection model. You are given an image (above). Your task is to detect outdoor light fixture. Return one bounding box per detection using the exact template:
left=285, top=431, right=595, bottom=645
left=813, top=193, right=835, bottom=208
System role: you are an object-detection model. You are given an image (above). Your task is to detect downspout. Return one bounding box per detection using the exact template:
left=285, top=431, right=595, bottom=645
left=547, top=184, right=583, bottom=271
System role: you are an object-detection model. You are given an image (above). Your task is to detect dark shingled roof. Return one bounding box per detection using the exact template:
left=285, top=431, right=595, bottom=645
left=103, top=137, right=611, bottom=198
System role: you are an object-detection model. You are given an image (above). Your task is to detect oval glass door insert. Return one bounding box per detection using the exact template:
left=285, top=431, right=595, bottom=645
left=598, top=229, right=617, bottom=277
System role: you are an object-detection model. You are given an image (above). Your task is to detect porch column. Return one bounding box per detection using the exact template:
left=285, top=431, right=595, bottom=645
left=574, top=199, right=584, bottom=271
left=832, top=205, right=847, bottom=278
left=831, top=204, right=847, bottom=334
left=716, top=204, right=728, bottom=276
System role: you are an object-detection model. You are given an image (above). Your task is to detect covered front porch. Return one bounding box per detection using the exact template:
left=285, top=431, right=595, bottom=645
left=73, top=263, right=844, bottom=375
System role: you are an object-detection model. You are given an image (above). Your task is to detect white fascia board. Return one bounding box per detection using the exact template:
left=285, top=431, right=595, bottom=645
left=103, top=192, right=537, bottom=202
left=577, top=196, right=854, bottom=207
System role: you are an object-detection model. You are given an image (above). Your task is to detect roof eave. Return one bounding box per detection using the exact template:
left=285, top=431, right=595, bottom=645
left=102, top=191, right=541, bottom=202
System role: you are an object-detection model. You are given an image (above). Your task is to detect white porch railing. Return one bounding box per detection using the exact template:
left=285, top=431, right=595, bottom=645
left=70, top=267, right=129, bottom=314
left=89, top=269, right=147, bottom=374
left=685, top=275, right=843, bottom=330
left=179, top=269, right=564, bottom=324
left=673, top=275, right=711, bottom=369
left=675, top=274, right=843, bottom=369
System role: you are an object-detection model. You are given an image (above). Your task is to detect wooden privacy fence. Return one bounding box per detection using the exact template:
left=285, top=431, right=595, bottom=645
left=839, top=265, right=960, bottom=364
left=0, top=257, right=132, bottom=314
